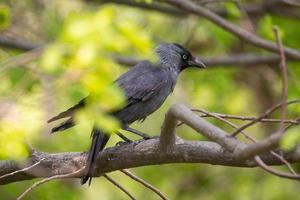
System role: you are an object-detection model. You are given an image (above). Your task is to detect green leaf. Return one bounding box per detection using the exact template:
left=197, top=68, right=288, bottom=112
left=0, top=123, right=28, bottom=159
left=0, top=5, right=10, bottom=29
left=280, top=127, right=300, bottom=150
left=225, top=3, right=241, bottom=18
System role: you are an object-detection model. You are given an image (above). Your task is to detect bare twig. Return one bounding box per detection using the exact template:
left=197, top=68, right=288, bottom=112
left=273, top=26, right=288, bottom=130
left=120, top=169, right=169, bottom=200
left=231, top=100, right=300, bottom=137
left=0, top=47, right=44, bottom=73
left=191, top=109, right=299, bottom=125
left=195, top=108, right=298, bottom=175
left=191, top=108, right=257, bottom=142
left=270, top=151, right=297, bottom=175
left=116, top=53, right=293, bottom=68
left=255, top=156, right=300, bottom=180
left=17, top=167, right=85, bottom=200
left=104, top=174, right=136, bottom=200
left=0, top=36, right=41, bottom=51
left=1, top=36, right=296, bottom=69
left=236, top=122, right=297, bottom=160
left=0, top=158, right=45, bottom=180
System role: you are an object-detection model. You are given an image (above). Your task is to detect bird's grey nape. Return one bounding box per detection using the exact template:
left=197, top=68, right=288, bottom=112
left=155, top=43, right=183, bottom=72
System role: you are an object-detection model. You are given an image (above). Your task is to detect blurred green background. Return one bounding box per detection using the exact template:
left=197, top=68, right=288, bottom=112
left=0, top=0, right=300, bottom=199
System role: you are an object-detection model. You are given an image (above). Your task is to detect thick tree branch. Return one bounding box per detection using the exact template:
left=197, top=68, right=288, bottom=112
left=1, top=139, right=300, bottom=185
left=1, top=104, right=300, bottom=185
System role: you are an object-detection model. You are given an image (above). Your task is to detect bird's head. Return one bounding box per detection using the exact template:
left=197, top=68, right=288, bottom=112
left=155, top=43, right=205, bottom=72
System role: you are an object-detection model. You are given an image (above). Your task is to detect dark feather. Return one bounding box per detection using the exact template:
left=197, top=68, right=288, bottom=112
left=47, top=97, right=86, bottom=123
left=50, top=117, right=75, bottom=134
left=80, top=128, right=110, bottom=185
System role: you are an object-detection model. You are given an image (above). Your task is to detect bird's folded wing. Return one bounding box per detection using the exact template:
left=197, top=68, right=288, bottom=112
left=116, top=62, right=167, bottom=106
left=48, top=61, right=162, bottom=122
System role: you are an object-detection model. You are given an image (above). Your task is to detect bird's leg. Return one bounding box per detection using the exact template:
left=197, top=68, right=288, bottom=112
left=116, top=132, right=132, bottom=142
left=115, top=132, right=133, bottom=146
left=123, top=125, right=151, bottom=139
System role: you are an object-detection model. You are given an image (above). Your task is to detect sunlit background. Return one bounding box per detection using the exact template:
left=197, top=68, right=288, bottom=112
left=0, top=0, right=300, bottom=199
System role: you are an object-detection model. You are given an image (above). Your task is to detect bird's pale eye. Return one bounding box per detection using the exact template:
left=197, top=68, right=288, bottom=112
left=182, top=54, right=188, bottom=60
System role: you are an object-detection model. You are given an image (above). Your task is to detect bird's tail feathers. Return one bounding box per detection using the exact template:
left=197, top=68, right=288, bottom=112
left=50, top=117, right=75, bottom=134
left=81, top=129, right=110, bottom=185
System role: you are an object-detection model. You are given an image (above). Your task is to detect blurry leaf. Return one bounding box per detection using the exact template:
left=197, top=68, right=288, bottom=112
left=258, top=15, right=284, bottom=41
left=7, top=68, right=27, bottom=87
left=280, top=127, right=300, bottom=150
left=40, top=44, right=66, bottom=75
left=225, top=3, right=241, bottom=18
left=94, top=113, right=121, bottom=133
left=0, top=123, right=28, bottom=159
left=39, top=6, right=153, bottom=135
left=75, top=108, right=121, bottom=134
left=0, top=5, right=10, bottom=29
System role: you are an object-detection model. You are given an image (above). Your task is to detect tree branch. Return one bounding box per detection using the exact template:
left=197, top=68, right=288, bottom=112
left=86, top=0, right=300, bottom=20
left=1, top=139, right=300, bottom=185
left=1, top=36, right=299, bottom=68
left=0, top=36, right=41, bottom=51
left=115, top=53, right=297, bottom=68
left=165, top=0, right=300, bottom=60
left=2, top=104, right=300, bottom=185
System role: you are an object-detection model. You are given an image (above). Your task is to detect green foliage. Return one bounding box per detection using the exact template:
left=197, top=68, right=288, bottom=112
left=0, top=4, right=10, bottom=29
left=40, top=6, right=153, bottom=135
left=257, top=15, right=277, bottom=41
left=280, top=127, right=300, bottom=150
left=225, top=3, right=241, bottom=19
left=0, top=123, right=28, bottom=159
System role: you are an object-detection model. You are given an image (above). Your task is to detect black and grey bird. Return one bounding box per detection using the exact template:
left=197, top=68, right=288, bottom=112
left=47, top=43, right=205, bottom=184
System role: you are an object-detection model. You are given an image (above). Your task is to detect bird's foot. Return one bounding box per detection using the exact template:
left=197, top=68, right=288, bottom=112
left=116, top=140, right=130, bottom=146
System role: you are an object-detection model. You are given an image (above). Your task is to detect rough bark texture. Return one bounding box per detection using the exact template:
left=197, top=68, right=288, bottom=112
left=1, top=104, right=300, bottom=185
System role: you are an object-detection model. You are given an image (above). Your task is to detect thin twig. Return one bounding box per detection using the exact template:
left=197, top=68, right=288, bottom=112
left=17, top=167, right=84, bottom=200
left=270, top=151, right=297, bottom=175
left=0, top=47, right=44, bottom=75
left=193, top=108, right=256, bottom=142
left=194, top=108, right=298, bottom=175
left=104, top=174, right=136, bottom=200
left=273, top=26, right=288, bottom=131
left=255, top=156, right=300, bottom=180
left=231, top=100, right=300, bottom=137
left=191, top=109, right=299, bottom=125
left=0, top=158, right=45, bottom=180
left=120, top=169, right=169, bottom=200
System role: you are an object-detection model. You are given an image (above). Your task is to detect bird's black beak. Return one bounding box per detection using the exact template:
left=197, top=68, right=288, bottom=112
left=188, top=57, right=206, bottom=68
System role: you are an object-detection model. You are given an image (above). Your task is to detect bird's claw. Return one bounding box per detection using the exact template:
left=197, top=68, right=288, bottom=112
left=116, top=141, right=130, bottom=146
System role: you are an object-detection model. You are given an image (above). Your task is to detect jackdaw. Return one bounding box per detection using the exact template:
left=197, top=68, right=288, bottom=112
left=48, top=43, right=205, bottom=184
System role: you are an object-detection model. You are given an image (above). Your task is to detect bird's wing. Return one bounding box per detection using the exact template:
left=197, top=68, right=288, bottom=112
left=48, top=61, right=161, bottom=123
left=116, top=61, right=167, bottom=106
